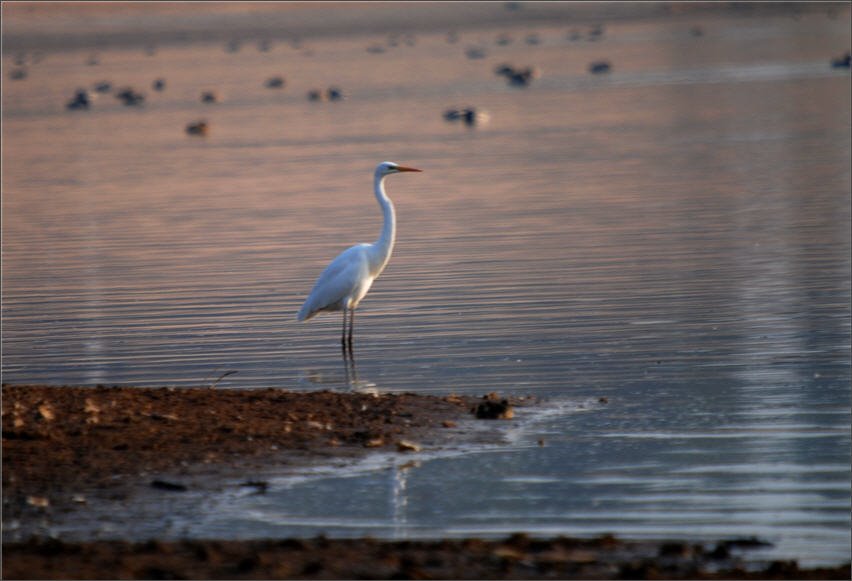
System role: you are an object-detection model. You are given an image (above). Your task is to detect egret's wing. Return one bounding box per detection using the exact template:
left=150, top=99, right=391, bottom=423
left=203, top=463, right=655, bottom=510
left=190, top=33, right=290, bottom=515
left=297, top=245, right=369, bottom=320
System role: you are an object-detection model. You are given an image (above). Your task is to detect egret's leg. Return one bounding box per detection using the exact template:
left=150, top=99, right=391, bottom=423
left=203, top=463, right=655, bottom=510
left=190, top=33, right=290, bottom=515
left=341, top=308, right=349, bottom=348
left=348, top=308, right=355, bottom=348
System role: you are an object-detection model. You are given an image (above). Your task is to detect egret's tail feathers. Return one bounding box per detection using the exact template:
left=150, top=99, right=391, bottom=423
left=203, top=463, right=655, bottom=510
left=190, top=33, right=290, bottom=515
left=297, top=303, right=315, bottom=321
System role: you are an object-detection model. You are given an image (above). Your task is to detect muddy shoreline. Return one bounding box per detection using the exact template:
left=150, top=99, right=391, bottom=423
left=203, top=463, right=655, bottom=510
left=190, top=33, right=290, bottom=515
left=2, top=384, right=849, bottom=579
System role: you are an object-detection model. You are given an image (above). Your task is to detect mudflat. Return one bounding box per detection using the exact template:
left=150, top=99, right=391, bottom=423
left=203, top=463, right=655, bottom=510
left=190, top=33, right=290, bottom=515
left=2, top=385, right=849, bottom=580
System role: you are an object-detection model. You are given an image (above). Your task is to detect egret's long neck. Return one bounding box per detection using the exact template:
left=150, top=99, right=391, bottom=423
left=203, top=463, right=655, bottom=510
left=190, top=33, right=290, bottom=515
left=371, top=172, right=396, bottom=276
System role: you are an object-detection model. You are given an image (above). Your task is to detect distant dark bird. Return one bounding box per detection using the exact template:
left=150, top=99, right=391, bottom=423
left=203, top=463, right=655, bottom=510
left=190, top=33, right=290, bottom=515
left=494, top=63, right=515, bottom=76
left=185, top=120, right=209, bottom=136
left=496, top=33, right=513, bottom=46
left=116, top=87, right=144, bottom=106
left=524, top=33, right=541, bottom=45
left=587, top=24, right=605, bottom=41
left=508, top=66, right=539, bottom=87
left=831, top=51, right=851, bottom=69
left=152, top=78, right=166, bottom=91
left=265, top=76, right=285, bottom=89
left=588, top=60, right=612, bottom=74
left=494, top=64, right=540, bottom=87
left=66, top=89, right=91, bottom=110
left=201, top=91, right=218, bottom=103
left=9, top=68, right=27, bottom=80
left=443, top=107, right=489, bottom=127
left=465, top=46, right=487, bottom=60
left=93, top=81, right=112, bottom=93
left=307, top=87, right=345, bottom=102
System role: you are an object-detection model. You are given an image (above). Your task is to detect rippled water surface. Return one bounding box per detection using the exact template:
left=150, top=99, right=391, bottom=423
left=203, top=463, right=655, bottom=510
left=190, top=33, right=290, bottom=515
left=3, top=8, right=851, bottom=566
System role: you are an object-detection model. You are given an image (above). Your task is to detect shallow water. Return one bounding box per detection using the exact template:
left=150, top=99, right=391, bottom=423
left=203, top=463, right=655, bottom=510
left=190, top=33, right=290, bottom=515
left=3, top=9, right=851, bottom=566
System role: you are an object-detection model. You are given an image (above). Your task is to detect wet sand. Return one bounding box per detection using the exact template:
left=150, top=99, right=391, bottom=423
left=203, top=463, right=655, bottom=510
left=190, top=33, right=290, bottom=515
left=3, top=384, right=850, bottom=579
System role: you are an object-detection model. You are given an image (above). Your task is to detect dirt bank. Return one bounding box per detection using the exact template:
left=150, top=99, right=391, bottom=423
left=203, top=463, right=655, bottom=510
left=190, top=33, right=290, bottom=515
left=1, top=384, right=478, bottom=519
left=4, top=534, right=850, bottom=580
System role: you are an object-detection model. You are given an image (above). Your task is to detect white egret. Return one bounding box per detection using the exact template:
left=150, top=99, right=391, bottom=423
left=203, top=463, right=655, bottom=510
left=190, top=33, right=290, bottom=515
left=297, top=161, right=422, bottom=349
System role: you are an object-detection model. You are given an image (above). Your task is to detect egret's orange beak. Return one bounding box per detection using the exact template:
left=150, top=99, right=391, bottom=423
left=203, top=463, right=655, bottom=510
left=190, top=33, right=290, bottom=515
left=396, top=165, right=422, bottom=172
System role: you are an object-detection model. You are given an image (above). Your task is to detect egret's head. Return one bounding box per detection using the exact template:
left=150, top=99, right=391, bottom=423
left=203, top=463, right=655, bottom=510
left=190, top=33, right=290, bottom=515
left=377, top=161, right=422, bottom=176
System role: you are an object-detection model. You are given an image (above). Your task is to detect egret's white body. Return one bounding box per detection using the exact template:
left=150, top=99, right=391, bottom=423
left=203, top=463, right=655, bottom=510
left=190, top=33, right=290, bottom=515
left=297, top=161, right=422, bottom=347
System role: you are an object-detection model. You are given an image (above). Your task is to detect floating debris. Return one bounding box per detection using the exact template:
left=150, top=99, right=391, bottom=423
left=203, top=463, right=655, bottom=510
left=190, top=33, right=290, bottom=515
left=588, top=60, right=612, bottom=74
left=264, top=76, right=285, bottom=89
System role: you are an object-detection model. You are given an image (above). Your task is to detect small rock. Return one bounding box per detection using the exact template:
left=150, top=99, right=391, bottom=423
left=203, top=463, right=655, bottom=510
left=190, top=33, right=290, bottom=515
left=150, top=479, right=188, bottom=492
left=396, top=440, right=422, bottom=453
left=84, top=398, right=101, bottom=414
left=37, top=403, right=55, bottom=421
left=26, top=495, right=50, bottom=508
left=473, top=396, right=514, bottom=419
